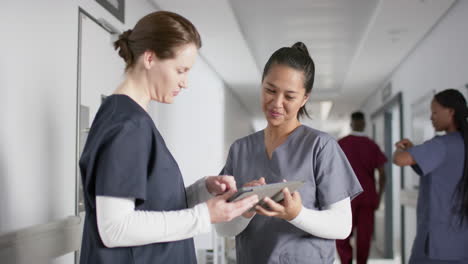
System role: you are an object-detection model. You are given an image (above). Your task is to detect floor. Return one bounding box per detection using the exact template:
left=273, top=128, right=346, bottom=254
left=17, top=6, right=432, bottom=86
left=334, top=239, right=401, bottom=264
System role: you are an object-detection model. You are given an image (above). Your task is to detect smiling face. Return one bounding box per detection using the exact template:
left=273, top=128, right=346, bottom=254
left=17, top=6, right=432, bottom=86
left=145, top=44, right=198, bottom=104
left=430, top=98, right=455, bottom=132
left=261, top=63, right=309, bottom=127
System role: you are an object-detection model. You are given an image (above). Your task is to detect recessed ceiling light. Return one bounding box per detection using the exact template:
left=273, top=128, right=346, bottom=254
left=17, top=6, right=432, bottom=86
left=387, top=28, right=408, bottom=36
left=391, top=37, right=400, bottom=43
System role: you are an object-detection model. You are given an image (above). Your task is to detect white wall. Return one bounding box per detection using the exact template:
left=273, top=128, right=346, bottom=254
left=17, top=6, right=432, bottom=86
left=360, top=0, right=468, bottom=261
left=0, top=0, right=253, bottom=262
left=362, top=0, right=468, bottom=135
left=1, top=0, right=78, bottom=235
left=1, top=2, right=79, bottom=262
left=223, top=88, right=255, bottom=156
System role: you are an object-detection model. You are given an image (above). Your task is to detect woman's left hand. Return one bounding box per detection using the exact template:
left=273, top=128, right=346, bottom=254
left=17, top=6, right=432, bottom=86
left=255, top=188, right=302, bottom=221
left=205, top=175, right=237, bottom=195
left=395, top=138, right=414, bottom=150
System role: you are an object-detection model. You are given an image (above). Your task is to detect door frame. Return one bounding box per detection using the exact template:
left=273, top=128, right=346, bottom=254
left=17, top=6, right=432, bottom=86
left=370, top=92, right=405, bottom=261
left=74, top=8, right=116, bottom=263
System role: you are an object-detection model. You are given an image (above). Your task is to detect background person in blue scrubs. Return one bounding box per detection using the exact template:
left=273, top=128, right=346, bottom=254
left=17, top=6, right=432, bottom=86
left=78, top=11, right=259, bottom=264
left=394, top=89, right=468, bottom=263
left=215, top=42, right=362, bottom=264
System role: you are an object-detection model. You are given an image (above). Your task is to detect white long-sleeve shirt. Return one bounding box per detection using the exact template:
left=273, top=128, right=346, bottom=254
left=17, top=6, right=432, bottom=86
left=215, top=197, right=352, bottom=240
left=96, top=177, right=213, bottom=248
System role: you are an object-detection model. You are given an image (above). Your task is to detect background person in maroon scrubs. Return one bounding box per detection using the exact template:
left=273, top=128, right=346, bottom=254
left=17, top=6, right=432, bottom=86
left=336, top=111, right=387, bottom=264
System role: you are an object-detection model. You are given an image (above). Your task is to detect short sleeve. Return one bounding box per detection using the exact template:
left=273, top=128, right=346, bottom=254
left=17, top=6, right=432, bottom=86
left=314, top=138, right=363, bottom=207
left=95, top=121, right=151, bottom=201
left=407, top=137, right=446, bottom=176
left=220, top=144, right=234, bottom=175
left=373, top=142, right=388, bottom=169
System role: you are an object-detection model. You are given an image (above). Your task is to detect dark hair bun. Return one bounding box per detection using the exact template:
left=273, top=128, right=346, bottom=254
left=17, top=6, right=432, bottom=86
left=292, top=42, right=310, bottom=57
left=114, top=29, right=134, bottom=66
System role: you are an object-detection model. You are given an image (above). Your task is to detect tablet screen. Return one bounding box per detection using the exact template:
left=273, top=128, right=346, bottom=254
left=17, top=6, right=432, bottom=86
left=227, top=180, right=305, bottom=203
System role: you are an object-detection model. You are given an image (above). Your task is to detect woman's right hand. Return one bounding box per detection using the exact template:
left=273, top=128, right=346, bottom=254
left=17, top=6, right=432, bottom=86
left=206, top=190, right=259, bottom=223
left=241, top=177, right=266, bottom=218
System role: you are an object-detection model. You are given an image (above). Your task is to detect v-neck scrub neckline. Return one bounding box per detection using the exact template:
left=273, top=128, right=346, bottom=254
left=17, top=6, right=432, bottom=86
left=261, top=125, right=304, bottom=161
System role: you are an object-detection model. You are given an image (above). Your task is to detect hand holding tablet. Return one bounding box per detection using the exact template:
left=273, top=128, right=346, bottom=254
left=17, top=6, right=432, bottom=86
left=227, top=180, right=305, bottom=206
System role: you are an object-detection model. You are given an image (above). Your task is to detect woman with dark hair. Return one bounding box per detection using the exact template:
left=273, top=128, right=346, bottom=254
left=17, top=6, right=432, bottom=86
left=215, top=42, right=362, bottom=263
left=394, top=89, right=468, bottom=263
left=78, top=11, right=258, bottom=264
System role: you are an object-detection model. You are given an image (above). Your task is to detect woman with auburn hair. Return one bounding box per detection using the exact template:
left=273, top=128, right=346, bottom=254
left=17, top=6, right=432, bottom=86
left=79, top=11, right=258, bottom=264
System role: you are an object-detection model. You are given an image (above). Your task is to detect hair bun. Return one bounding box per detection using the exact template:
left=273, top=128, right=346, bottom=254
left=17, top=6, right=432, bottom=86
left=122, top=29, right=132, bottom=39
left=114, top=29, right=134, bottom=66
left=292, top=42, right=310, bottom=57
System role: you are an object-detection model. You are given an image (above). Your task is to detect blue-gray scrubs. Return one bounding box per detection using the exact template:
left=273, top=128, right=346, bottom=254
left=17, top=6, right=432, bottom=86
left=408, top=132, right=468, bottom=263
left=221, top=125, right=362, bottom=264
left=79, top=95, right=196, bottom=264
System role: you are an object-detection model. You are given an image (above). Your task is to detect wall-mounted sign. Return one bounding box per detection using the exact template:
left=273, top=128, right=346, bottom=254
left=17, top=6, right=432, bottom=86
left=96, top=0, right=125, bottom=23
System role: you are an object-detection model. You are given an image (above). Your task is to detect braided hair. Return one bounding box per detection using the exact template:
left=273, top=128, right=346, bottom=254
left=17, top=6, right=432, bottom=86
left=434, top=89, right=468, bottom=224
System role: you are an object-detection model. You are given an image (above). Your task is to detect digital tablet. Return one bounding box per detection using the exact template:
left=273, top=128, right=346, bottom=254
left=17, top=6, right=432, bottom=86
left=227, top=181, right=305, bottom=205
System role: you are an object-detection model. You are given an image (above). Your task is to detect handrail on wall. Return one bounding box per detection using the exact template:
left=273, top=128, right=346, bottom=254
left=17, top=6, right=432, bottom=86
left=0, top=215, right=83, bottom=264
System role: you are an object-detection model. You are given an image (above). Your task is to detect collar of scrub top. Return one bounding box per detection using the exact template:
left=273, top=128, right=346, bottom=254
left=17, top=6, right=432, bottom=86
left=350, top=131, right=368, bottom=137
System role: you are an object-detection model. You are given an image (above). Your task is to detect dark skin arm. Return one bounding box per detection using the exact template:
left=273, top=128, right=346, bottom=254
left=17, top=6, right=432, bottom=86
left=393, top=138, right=416, bottom=166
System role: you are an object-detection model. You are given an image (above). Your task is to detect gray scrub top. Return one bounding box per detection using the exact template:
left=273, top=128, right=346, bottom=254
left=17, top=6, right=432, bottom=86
left=221, top=125, right=362, bottom=264
left=408, top=132, right=468, bottom=262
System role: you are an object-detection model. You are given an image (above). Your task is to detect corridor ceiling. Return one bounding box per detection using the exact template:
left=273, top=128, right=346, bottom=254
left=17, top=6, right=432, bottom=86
left=150, top=0, right=456, bottom=134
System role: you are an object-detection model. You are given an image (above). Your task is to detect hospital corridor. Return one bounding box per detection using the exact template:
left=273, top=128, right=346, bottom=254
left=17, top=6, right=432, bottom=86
left=1, top=0, right=468, bottom=263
